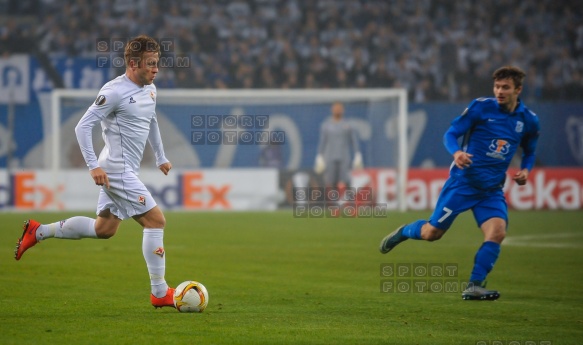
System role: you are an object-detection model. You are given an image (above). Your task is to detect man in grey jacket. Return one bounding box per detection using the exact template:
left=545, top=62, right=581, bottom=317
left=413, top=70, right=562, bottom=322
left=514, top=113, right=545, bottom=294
left=315, top=102, right=363, bottom=189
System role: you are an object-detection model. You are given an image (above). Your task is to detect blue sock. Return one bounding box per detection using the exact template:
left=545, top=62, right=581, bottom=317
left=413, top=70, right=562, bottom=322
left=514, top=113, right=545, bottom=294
left=401, top=220, right=425, bottom=240
left=470, top=241, right=501, bottom=283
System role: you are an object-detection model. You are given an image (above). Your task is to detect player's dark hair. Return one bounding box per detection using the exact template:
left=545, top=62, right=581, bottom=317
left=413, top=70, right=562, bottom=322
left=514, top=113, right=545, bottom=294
left=124, top=35, right=160, bottom=68
left=492, top=66, right=526, bottom=88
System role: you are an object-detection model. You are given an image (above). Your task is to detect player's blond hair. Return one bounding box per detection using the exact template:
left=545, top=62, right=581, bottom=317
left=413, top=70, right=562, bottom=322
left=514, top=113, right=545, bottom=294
left=124, top=35, right=160, bottom=68
left=492, top=66, right=526, bottom=88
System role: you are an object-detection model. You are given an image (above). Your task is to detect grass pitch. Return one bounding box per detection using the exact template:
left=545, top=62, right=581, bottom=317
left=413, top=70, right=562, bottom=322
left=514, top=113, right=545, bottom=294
left=1, top=210, right=582, bottom=344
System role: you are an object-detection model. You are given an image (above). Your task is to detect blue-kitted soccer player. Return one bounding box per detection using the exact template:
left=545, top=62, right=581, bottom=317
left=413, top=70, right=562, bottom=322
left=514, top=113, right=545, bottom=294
left=379, top=66, right=540, bottom=300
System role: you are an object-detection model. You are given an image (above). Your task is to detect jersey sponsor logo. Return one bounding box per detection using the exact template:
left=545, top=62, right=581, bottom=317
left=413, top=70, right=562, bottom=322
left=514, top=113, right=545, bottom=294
left=153, top=247, right=165, bottom=258
left=515, top=121, right=524, bottom=133
left=95, top=95, right=106, bottom=105
left=138, top=195, right=146, bottom=206
left=129, top=96, right=136, bottom=104
left=486, top=139, right=510, bottom=160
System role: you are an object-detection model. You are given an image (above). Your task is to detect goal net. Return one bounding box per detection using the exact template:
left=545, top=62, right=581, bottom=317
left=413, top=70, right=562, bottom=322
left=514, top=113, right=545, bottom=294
left=51, top=89, right=408, bottom=211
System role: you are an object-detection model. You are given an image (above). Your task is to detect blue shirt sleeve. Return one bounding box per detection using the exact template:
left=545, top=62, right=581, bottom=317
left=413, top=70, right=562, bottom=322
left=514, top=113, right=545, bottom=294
left=443, top=100, right=481, bottom=155
left=443, top=126, right=462, bottom=155
left=520, top=113, right=540, bottom=171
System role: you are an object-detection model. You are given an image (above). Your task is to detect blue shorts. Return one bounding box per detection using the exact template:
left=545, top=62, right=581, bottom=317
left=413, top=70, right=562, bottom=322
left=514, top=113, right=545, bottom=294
left=428, top=177, right=507, bottom=231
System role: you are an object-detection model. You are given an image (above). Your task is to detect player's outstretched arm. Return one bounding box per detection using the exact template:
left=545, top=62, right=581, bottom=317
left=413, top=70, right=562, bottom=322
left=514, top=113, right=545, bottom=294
left=515, top=115, right=539, bottom=186
left=148, top=116, right=170, bottom=169
left=513, top=144, right=537, bottom=186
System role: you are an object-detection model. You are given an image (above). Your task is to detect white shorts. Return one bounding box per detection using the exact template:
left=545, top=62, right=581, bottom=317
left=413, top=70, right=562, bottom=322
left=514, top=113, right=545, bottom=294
left=96, top=171, right=157, bottom=220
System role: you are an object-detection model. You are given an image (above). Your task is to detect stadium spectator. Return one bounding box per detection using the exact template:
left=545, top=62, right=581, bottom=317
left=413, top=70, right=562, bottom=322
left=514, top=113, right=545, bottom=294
left=9, top=0, right=582, bottom=102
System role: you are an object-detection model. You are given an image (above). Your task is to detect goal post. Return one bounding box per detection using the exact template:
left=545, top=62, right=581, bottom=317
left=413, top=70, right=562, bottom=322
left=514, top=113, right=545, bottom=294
left=51, top=88, right=408, bottom=211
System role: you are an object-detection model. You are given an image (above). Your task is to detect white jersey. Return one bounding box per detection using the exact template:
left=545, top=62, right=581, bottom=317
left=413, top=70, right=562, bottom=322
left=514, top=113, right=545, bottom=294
left=75, top=74, right=168, bottom=174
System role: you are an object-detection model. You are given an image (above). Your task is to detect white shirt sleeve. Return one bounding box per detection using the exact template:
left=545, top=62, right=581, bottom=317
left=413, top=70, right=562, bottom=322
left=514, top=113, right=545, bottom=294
left=74, top=110, right=102, bottom=170
left=85, top=85, right=119, bottom=119
left=74, top=87, right=120, bottom=170
left=148, top=115, right=169, bottom=167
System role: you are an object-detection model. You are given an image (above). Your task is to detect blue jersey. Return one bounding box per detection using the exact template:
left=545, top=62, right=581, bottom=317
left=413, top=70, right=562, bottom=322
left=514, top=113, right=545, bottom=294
left=444, top=97, right=540, bottom=190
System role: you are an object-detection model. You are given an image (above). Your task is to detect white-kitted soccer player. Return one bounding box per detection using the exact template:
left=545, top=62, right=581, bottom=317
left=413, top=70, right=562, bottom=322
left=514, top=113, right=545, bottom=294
left=15, top=35, right=176, bottom=309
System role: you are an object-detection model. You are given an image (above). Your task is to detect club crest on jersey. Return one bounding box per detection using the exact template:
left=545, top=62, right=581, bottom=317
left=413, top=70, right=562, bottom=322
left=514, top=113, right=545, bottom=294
left=153, top=247, right=165, bottom=258
left=150, top=91, right=156, bottom=101
left=138, top=195, right=146, bottom=206
left=95, top=95, right=106, bottom=106
left=515, top=121, right=524, bottom=133
left=487, top=139, right=510, bottom=160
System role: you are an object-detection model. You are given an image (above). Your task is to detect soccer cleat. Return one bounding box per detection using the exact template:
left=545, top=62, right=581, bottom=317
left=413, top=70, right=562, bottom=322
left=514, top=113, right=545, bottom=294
left=151, top=287, right=176, bottom=308
left=462, top=281, right=500, bottom=301
left=14, top=220, right=41, bottom=261
left=379, top=225, right=408, bottom=254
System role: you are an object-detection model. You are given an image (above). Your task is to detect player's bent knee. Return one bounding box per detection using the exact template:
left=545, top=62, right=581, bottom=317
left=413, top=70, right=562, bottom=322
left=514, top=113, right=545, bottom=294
left=95, top=226, right=117, bottom=239
left=421, top=225, right=445, bottom=241
left=94, top=221, right=119, bottom=238
left=97, top=232, right=115, bottom=239
left=427, top=230, right=444, bottom=241
left=488, top=229, right=506, bottom=243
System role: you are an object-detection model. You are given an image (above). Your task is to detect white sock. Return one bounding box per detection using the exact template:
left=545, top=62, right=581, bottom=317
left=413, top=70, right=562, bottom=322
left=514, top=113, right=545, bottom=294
left=143, top=228, right=169, bottom=298
left=36, top=217, right=97, bottom=241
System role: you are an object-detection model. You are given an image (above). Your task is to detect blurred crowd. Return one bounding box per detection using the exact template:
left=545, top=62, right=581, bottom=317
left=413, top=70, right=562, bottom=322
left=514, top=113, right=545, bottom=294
left=1, top=0, right=582, bottom=102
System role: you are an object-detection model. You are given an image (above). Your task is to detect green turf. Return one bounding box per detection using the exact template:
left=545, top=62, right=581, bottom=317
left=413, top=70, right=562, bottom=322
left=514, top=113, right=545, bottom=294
left=1, top=210, right=582, bottom=344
